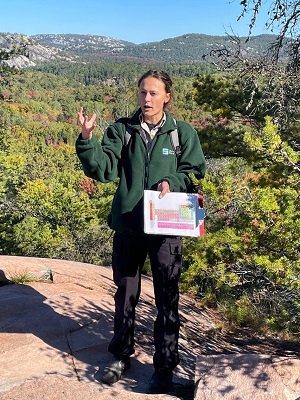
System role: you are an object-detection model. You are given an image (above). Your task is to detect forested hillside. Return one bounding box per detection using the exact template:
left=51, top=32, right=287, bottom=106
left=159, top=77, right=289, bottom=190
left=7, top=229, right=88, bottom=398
left=0, top=32, right=279, bottom=67
left=31, top=33, right=279, bottom=62
left=0, top=54, right=299, bottom=338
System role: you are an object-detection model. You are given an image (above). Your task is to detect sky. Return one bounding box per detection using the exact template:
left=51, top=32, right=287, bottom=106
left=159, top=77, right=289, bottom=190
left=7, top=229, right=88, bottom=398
left=1, top=0, right=273, bottom=44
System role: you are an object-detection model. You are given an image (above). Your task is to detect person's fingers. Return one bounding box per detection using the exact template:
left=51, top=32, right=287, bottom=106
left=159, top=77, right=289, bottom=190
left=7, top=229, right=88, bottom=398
left=158, top=182, right=170, bottom=198
left=90, top=112, right=97, bottom=124
left=159, top=189, right=168, bottom=198
left=77, top=107, right=84, bottom=125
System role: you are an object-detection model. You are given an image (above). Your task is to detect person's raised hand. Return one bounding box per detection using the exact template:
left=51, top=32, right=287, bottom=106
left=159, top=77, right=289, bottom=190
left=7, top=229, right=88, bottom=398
left=77, top=107, right=97, bottom=139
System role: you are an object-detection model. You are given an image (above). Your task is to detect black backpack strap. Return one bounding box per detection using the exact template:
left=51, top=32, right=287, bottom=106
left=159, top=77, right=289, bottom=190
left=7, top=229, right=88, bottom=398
left=168, top=118, right=181, bottom=158
left=169, top=128, right=181, bottom=157
left=124, top=125, right=146, bottom=146
left=124, top=126, right=132, bottom=146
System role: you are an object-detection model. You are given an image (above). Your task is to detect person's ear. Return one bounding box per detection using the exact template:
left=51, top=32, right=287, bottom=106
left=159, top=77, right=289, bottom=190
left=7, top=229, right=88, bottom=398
left=165, top=93, right=171, bottom=104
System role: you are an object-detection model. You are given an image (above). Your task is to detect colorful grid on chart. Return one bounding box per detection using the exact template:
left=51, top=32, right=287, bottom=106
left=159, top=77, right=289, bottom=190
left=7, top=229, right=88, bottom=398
left=149, top=200, right=195, bottom=230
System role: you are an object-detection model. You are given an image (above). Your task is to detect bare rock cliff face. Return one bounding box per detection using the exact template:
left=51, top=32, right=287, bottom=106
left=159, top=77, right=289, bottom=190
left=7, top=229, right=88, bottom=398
left=0, top=33, right=75, bottom=68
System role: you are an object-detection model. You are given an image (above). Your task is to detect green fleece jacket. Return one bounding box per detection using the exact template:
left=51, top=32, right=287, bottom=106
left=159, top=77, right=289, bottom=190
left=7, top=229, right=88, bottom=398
left=75, top=109, right=206, bottom=234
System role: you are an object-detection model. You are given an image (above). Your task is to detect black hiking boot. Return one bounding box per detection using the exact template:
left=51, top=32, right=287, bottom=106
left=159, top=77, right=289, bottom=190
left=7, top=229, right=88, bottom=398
left=101, top=357, right=131, bottom=384
left=146, top=369, right=174, bottom=394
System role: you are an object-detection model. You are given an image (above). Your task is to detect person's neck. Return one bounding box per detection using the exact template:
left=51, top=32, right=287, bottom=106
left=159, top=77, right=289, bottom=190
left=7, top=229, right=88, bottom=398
left=146, top=121, right=155, bottom=127
left=143, top=112, right=164, bottom=125
left=144, top=118, right=160, bottom=125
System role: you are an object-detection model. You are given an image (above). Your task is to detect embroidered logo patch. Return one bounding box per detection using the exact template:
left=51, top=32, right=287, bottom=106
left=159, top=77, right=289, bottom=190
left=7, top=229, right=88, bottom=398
left=162, top=148, right=175, bottom=155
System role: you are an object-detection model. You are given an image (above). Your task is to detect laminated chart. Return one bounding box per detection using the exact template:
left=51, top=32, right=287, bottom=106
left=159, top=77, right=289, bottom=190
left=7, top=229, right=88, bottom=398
left=144, top=190, right=206, bottom=237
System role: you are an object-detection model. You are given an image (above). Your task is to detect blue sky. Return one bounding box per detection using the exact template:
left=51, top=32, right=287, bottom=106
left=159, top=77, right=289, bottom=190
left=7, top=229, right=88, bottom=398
left=1, top=0, right=272, bottom=44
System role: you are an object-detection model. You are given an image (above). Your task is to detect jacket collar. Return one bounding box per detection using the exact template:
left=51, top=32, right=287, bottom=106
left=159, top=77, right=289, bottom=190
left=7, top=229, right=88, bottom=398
left=128, top=108, right=176, bottom=134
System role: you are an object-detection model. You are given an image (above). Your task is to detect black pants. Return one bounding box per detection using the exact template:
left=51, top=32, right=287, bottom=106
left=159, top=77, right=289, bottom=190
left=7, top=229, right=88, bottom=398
left=108, top=232, right=182, bottom=372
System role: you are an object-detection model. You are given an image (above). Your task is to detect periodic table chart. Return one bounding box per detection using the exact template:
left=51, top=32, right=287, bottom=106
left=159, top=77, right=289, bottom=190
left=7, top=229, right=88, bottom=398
left=144, top=190, right=206, bottom=237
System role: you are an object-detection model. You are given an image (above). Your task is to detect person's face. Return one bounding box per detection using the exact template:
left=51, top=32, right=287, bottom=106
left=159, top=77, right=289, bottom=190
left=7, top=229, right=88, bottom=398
left=138, top=76, right=171, bottom=124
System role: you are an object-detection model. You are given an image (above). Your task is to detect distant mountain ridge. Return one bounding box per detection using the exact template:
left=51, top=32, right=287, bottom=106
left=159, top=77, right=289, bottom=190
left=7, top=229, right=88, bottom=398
left=0, top=33, right=75, bottom=68
left=0, top=32, right=278, bottom=67
left=32, top=33, right=133, bottom=54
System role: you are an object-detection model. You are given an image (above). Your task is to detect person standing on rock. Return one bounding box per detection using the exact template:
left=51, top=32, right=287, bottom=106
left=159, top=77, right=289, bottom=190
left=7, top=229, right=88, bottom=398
left=75, top=69, right=206, bottom=394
